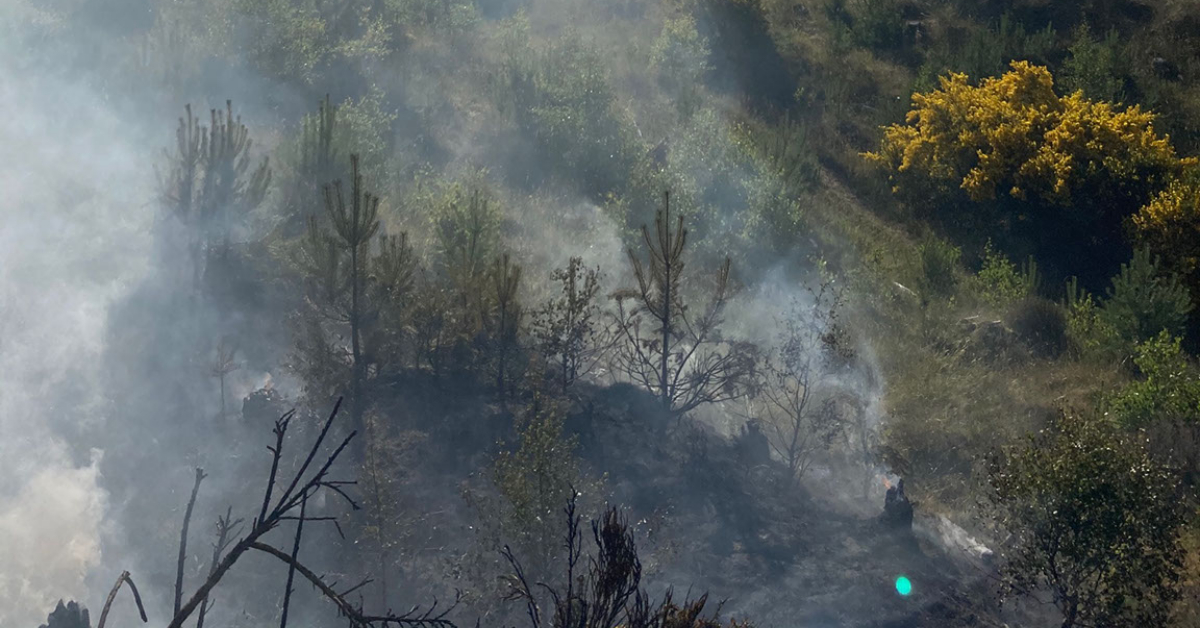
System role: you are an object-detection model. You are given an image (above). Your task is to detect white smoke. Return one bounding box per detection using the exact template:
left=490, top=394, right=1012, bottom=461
left=0, top=13, right=156, bottom=623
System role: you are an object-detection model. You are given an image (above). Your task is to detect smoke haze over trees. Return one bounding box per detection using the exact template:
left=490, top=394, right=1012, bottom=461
left=6, top=0, right=1200, bottom=627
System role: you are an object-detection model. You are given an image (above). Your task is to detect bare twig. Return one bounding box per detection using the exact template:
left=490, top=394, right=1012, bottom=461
left=500, top=545, right=540, bottom=628
left=275, top=397, right=343, bottom=513
left=259, top=411, right=295, bottom=525
left=167, top=400, right=349, bottom=628
left=96, top=571, right=148, bottom=628
left=280, top=495, right=308, bottom=628
left=176, top=468, right=208, bottom=616
left=198, top=508, right=240, bottom=628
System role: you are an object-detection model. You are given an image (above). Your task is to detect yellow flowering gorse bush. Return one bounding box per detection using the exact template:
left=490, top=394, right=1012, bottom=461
left=1134, top=175, right=1200, bottom=278
left=865, top=61, right=1182, bottom=210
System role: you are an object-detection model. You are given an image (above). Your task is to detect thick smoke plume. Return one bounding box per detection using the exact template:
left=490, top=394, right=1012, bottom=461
left=0, top=23, right=157, bottom=624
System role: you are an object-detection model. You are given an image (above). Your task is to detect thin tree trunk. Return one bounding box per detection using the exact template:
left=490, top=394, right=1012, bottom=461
left=351, top=242, right=364, bottom=446
left=660, top=193, right=672, bottom=412
left=365, top=417, right=390, bottom=610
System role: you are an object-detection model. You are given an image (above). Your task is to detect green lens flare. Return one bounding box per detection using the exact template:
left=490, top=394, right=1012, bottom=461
left=895, top=576, right=912, bottom=596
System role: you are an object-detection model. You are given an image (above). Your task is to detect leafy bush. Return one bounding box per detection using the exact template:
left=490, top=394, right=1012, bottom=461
left=916, top=13, right=1057, bottom=91
left=382, top=0, right=478, bottom=39
left=986, top=410, right=1187, bottom=628
left=651, top=15, right=712, bottom=117
left=848, top=0, right=906, bottom=52
left=491, top=396, right=587, bottom=580
left=1005, top=298, right=1068, bottom=359
left=229, top=0, right=331, bottom=83
left=977, top=242, right=1037, bottom=307
left=496, top=34, right=640, bottom=200
left=1062, top=277, right=1121, bottom=360
left=1100, top=248, right=1193, bottom=345
left=1060, top=25, right=1128, bottom=103
left=916, top=236, right=961, bottom=299
left=335, top=88, right=399, bottom=185
left=866, top=61, right=1181, bottom=211
left=961, top=13, right=1056, bottom=81
left=431, top=177, right=503, bottom=296
left=277, top=90, right=397, bottom=226
left=1104, top=331, right=1200, bottom=429
left=1133, top=171, right=1200, bottom=303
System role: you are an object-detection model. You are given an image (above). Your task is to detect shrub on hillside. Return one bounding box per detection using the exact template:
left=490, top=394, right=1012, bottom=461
left=1060, top=25, right=1128, bottom=103
left=1104, top=331, right=1200, bottom=428
left=1005, top=297, right=1068, bottom=359
left=495, top=32, right=640, bottom=200
left=1100, top=248, right=1193, bottom=345
left=934, top=13, right=1056, bottom=84
left=977, top=242, right=1037, bottom=307
left=835, top=0, right=906, bottom=53
left=1133, top=172, right=1200, bottom=308
left=916, top=236, right=960, bottom=299
left=1062, top=277, right=1122, bottom=361
left=866, top=62, right=1185, bottom=285
left=651, top=15, right=712, bottom=118
left=866, top=61, right=1181, bottom=212
left=986, top=410, right=1187, bottom=628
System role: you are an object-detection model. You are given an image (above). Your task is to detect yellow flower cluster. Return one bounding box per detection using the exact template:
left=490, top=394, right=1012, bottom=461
left=865, top=61, right=1181, bottom=207
left=1133, top=175, right=1200, bottom=277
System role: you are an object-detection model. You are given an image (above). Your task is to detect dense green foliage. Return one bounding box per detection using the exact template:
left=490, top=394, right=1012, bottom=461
left=987, top=411, right=1187, bottom=627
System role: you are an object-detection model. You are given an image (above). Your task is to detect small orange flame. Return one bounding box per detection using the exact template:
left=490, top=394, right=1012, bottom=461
left=881, top=476, right=892, bottom=490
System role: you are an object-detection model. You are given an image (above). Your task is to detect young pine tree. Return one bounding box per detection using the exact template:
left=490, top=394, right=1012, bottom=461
left=294, top=154, right=416, bottom=441
left=483, top=254, right=524, bottom=397
left=613, top=191, right=756, bottom=415
left=282, top=94, right=342, bottom=234
left=158, top=101, right=271, bottom=290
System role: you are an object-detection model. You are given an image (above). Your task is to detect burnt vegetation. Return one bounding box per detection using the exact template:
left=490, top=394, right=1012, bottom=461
left=15, top=0, right=1200, bottom=627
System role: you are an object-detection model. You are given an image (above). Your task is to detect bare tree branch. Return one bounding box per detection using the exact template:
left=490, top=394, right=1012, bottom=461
left=251, top=542, right=460, bottom=627
left=96, top=571, right=147, bottom=628
left=175, top=467, right=207, bottom=616
left=260, top=410, right=295, bottom=524
left=167, top=400, right=353, bottom=628
left=279, top=495, right=308, bottom=628
left=197, top=507, right=239, bottom=628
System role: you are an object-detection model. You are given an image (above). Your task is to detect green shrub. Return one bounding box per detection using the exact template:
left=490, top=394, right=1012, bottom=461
left=276, top=89, right=397, bottom=224
left=1104, top=331, right=1200, bottom=428
left=431, top=176, right=503, bottom=292
left=336, top=88, right=399, bottom=185
left=850, top=0, right=905, bottom=52
left=496, top=33, right=639, bottom=200
left=986, top=410, right=1187, bottom=628
left=919, top=12, right=1056, bottom=87
left=744, top=113, right=819, bottom=196
left=1101, top=248, right=1193, bottom=345
left=1005, top=298, right=1068, bottom=359
left=917, top=236, right=961, bottom=299
left=737, top=114, right=818, bottom=254
left=650, top=15, right=712, bottom=117
left=1060, top=25, right=1127, bottom=103
left=1063, top=277, right=1121, bottom=360
left=977, top=242, right=1038, bottom=307
left=382, top=0, right=478, bottom=38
